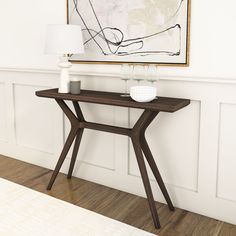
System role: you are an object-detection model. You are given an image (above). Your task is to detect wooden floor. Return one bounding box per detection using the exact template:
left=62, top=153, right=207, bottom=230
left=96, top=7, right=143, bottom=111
left=0, top=155, right=235, bottom=236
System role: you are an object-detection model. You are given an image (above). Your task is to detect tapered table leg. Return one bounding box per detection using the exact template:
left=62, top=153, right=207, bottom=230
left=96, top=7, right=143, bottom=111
left=141, top=135, right=175, bottom=211
left=131, top=137, right=161, bottom=229
left=67, top=128, right=84, bottom=179
left=47, top=127, right=78, bottom=190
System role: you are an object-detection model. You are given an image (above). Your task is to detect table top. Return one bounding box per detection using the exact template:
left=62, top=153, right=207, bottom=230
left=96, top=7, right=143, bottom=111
left=36, top=88, right=190, bottom=112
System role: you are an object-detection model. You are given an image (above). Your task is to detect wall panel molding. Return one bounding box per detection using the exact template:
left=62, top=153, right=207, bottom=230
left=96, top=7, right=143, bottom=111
left=0, top=82, right=7, bottom=142
left=13, top=83, right=55, bottom=154
left=128, top=100, right=201, bottom=193
left=216, top=103, right=236, bottom=202
left=1, top=70, right=236, bottom=225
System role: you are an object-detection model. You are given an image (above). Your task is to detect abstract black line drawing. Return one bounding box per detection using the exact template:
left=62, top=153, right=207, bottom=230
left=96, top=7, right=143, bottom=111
left=67, top=0, right=190, bottom=65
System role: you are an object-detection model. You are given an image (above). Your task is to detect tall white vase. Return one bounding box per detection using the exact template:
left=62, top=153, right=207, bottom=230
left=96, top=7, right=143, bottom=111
left=58, top=56, right=72, bottom=93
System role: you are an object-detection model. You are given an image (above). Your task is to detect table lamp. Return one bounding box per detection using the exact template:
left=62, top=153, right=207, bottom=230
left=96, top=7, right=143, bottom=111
left=45, top=24, right=84, bottom=93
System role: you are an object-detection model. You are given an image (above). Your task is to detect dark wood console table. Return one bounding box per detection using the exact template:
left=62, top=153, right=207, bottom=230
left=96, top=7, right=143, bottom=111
left=36, top=88, right=190, bottom=228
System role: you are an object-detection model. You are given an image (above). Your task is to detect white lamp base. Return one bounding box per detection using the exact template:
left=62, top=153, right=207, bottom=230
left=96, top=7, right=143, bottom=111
left=58, top=56, right=72, bottom=93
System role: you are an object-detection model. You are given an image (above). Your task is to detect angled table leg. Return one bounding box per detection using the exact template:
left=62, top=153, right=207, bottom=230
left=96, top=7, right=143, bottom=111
left=131, top=109, right=175, bottom=228
left=131, top=110, right=161, bottom=228
left=67, top=128, right=84, bottom=179
left=131, top=137, right=161, bottom=229
left=140, top=135, right=175, bottom=211
left=47, top=127, right=78, bottom=190
left=67, top=101, right=85, bottom=179
left=47, top=99, right=81, bottom=190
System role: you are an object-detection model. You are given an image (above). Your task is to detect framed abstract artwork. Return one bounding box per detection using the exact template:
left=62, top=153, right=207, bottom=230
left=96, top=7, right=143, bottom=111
left=67, top=0, right=191, bottom=66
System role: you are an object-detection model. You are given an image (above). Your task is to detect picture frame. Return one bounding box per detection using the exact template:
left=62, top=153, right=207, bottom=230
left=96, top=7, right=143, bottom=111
left=67, top=0, right=191, bottom=66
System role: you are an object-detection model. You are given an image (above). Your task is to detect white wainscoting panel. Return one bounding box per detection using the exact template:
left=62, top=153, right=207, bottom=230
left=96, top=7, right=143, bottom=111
left=0, top=83, right=7, bottom=142
left=13, top=84, right=55, bottom=154
left=64, top=103, right=117, bottom=170
left=0, top=70, right=236, bottom=226
left=129, top=101, right=201, bottom=192
left=217, top=103, right=236, bottom=202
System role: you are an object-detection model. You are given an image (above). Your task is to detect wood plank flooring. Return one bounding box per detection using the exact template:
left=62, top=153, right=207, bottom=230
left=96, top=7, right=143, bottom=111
left=0, top=154, right=235, bottom=235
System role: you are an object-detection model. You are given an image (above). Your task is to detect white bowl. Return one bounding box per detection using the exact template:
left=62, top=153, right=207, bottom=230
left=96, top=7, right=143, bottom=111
left=130, top=86, right=157, bottom=103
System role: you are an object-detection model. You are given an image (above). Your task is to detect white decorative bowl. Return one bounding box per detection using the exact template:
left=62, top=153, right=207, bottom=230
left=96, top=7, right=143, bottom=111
left=130, top=86, right=157, bottom=103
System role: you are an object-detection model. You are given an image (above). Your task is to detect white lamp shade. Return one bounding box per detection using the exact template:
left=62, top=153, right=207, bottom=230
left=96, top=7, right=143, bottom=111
left=45, top=24, right=84, bottom=55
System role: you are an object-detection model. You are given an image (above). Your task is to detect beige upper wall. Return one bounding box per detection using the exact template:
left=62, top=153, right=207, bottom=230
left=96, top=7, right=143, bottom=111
left=0, top=0, right=66, bottom=70
left=0, top=0, right=235, bottom=79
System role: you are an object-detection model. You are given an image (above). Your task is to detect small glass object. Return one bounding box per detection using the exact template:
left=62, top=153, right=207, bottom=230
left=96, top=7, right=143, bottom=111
left=120, top=64, right=132, bottom=97
left=147, top=65, right=158, bottom=84
left=132, top=65, right=145, bottom=84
